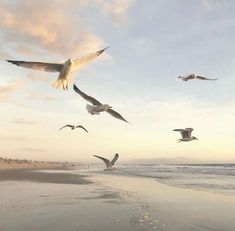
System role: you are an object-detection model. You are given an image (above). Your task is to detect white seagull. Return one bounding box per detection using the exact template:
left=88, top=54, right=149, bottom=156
left=173, top=128, right=198, bottom=142
left=59, top=124, right=88, bottom=133
left=178, top=74, right=217, bottom=81
left=73, top=84, right=129, bottom=123
left=6, top=47, right=109, bottom=90
left=93, top=153, right=119, bottom=171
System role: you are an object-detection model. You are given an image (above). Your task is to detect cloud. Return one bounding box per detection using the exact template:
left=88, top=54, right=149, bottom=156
left=11, top=118, right=38, bottom=125
left=0, top=0, right=134, bottom=58
left=25, top=92, right=57, bottom=101
left=0, top=1, right=102, bottom=57
left=0, top=79, right=24, bottom=101
left=99, top=0, right=135, bottom=25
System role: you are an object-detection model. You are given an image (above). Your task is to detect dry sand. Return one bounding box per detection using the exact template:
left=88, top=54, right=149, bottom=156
left=0, top=162, right=70, bottom=170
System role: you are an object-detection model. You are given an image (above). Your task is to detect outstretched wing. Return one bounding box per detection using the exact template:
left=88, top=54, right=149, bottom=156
left=59, top=125, right=73, bottom=130
left=73, top=84, right=101, bottom=106
left=183, top=74, right=195, bottom=80
left=196, top=76, right=217, bottom=81
left=76, top=125, right=88, bottom=133
left=71, top=47, right=109, bottom=71
left=7, top=60, right=63, bottom=72
left=173, top=129, right=190, bottom=138
left=185, top=128, right=193, bottom=137
left=111, top=153, right=119, bottom=166
left=106, top=109, right=129, bottom=123
left=93, top=155, right=111, bottom=168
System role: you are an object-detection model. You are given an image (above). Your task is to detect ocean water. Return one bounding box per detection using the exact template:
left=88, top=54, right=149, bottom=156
left=116, top=164, right=235, bottom=196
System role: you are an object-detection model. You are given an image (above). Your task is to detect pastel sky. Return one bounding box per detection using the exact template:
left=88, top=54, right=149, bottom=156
left=1, top=0, right=235, bottom=162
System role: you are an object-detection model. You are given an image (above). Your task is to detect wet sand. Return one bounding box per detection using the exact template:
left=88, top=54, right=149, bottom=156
left=0, top=169, right=91, bottom=185
left=0, top=169, right=155, bottom=231
left=1, top=168, right=235, bottom=231
left=90, top=173, right=235, bottom=231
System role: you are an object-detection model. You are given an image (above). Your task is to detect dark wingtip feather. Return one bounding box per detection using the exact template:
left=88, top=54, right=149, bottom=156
left=73, top=83, right=78, bottom=90
left=98, top=46, right=109, bottom=55
left=6, top=60, right=20, bottom=66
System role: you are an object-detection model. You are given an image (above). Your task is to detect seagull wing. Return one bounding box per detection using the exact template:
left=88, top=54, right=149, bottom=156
left=59, top=125, right=73, bottom=130
left=106, top=109, right=129, bottom=123
left=184, top=74, right=195, bottom=80
left=73, top=84, right=101, bottom=106
left=196, top=76, right=217, bottom=81
left=76, top=125, right=88, bottom=133
left=71, top=47, right=109, bottom=71
left=185, top=128, right=193, bottom=137
left=7, top=60, right=63, bottom=72
left=173, top=129, right=190, bottom=138
left=110, top=153, right=119, bottom=166
left=93, top=155, right=111, bottom=168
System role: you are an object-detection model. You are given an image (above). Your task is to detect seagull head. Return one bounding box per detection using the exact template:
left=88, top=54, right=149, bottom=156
left=103, top=104, right=112, bottom=110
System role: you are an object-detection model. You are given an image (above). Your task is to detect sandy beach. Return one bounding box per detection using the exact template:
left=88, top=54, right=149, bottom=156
left=0, top=158, right=73, bottom=170
left=1, top=168, right=235, bottom=231
left=0, top=168, right=154, bottom=231
left=90, top=173, right=235, bottom=231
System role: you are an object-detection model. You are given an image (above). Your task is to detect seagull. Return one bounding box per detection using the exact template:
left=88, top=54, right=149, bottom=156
left=173, top=128, right=198, bottom=142
left=93, top=153, right=119, bottom=171
left=178, top=74, right=217, bottom=81
left=73, top=84, right=129, bottom=123
left=59, top=124, right=88, bottom=133
left=6, top=47, right=109, bottom=90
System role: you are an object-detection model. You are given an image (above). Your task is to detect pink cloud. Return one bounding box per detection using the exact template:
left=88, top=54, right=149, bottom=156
left=25, top=92, right=57, bottom=101
left=0, top=0, right=134, bottom=58
left=0, top=79, right=24, bottom=102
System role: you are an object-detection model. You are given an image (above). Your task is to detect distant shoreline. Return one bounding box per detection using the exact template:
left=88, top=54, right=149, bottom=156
left=0, top=156, right=83, bottom=170
left=0, top=162, right=71, bottom=170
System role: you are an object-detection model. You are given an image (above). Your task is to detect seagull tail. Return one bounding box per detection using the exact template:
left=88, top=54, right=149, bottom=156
left=52, top=78, right=72, bottom=90
left=86, top=104, right=95, bottom=114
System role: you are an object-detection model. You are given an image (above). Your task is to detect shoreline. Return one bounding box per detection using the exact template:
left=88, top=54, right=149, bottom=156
left=1, top=168, right=235, bottom=230
left=89, top=173, right=235, bottom=231
left=0, top=168, right=154, bottom=231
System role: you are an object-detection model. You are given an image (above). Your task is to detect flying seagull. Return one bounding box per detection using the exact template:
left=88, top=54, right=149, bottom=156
left=178, top=74, right=217, bottom=81
left=6, top=47, right=109, bottom=90
left=173, top=128, right=198, bottom=142
left=73, top=84, right=129, bottom=123
left=93, top=153, right=119, bottom=170
left=59, top=124, right=88, bottom=133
